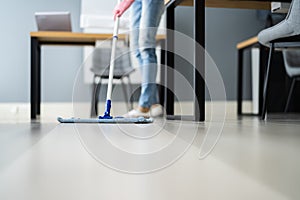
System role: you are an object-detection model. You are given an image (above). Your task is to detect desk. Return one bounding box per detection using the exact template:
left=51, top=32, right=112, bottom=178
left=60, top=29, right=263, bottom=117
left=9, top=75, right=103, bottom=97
left=30, top=31, right=165, bottom=119
left=164, top=0, right=290, bottom=121
left=236, top=36, right=263, bottom=116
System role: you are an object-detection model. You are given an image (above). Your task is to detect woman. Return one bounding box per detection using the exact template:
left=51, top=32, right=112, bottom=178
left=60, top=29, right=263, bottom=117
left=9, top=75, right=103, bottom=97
left=114, top=0, right=165, bottom=118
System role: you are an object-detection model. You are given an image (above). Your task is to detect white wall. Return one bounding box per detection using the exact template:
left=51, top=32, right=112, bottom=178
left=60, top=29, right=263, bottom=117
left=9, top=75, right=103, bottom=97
left=0, top=0, right=82, bottom=102
left=0, top=0, right=266, bottom=102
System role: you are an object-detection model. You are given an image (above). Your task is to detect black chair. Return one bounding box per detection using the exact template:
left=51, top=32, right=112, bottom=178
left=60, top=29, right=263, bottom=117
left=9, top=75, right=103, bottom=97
left=282, top=49, right=300, bottom=112
left=261, top=35, right=300, bottom=120
left=90, top=46, right=135, bottom=117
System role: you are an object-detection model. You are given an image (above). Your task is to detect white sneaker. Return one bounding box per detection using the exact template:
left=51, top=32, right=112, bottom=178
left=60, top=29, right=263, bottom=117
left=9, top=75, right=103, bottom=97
left=150, top=104, right=164, bottom=117
left=123, top=104, right=164, bottom=118
left=123, top=109, right=151, bottom=118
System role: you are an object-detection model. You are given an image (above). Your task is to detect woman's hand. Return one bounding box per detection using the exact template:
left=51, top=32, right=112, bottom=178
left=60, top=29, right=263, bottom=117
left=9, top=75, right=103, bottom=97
left=113, top=0, right=134, bottom=20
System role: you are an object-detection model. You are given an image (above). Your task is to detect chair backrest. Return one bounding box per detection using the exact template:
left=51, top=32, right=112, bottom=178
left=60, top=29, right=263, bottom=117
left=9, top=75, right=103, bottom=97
left=282, top=49, right=300, bottom=77
left=90, top=45, right=133, bottom=78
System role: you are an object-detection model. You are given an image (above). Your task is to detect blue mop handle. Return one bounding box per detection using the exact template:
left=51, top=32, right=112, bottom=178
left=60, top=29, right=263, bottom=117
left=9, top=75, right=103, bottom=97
left=106, top=13, right=120, bottom=101
left=102, top=0, right=121, bottom=118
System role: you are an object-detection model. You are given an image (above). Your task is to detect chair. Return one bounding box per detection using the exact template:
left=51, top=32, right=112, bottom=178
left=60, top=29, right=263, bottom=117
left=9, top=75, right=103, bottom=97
left=90, top=45, right=135, bottom=117
left=282, top=49, right=300, bottom=112
left=261, top=35, right=300, bottom=119
left=237, top=12, right=287, bottom=116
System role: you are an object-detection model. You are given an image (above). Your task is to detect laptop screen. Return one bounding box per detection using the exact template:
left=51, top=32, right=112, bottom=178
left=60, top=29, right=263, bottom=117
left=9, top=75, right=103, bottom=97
left=35, top=11, right=72, bottom=32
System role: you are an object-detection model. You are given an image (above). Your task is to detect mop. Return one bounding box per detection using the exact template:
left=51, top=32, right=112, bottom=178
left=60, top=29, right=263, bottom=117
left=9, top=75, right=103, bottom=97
left=58, top=1, right=153, bottom=123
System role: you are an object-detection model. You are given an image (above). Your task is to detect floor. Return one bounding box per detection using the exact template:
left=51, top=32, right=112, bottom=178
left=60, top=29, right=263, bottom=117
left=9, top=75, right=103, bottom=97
left=0, top=102, right=299, bottom=200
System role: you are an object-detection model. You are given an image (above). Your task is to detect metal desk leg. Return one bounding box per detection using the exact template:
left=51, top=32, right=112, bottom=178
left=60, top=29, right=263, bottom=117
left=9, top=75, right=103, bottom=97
left=37, top=45, right=41, bottom=116
left=166, top=3, right=175, bottom=116
left=237, top=49, right=243, bottom=115
left=31, top=37, right=40, bottom=119
left=159, top=39, right=166, bottom=106
left=194, top=0, right=205, bottom=121
left=237, top=45, right=265, bottom=116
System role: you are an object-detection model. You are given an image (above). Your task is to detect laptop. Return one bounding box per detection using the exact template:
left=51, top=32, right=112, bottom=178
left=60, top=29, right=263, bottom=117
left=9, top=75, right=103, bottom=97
left=35, top=11, right=72, bottom=32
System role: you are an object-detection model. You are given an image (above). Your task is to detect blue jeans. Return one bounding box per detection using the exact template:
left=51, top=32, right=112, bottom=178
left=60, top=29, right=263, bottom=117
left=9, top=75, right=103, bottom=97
left=130, top=0, right=164, bottom=108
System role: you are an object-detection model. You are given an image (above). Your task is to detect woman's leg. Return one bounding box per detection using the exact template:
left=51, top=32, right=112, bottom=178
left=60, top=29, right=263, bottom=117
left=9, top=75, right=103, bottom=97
left=138, top=0, right=164, bottom=108
left=130, top=0, right=142, bottom=66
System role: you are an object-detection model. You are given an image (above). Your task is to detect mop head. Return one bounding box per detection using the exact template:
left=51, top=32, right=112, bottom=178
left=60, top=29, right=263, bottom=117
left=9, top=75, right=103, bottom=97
left=57, top=116, right=153, bottom=124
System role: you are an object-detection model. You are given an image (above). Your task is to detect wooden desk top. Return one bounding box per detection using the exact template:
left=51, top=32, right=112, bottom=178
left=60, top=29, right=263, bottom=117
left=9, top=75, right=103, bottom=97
left=236, top=36, right=258, bottom=49
left=30, top=32, right=128, bottom=43
left=165, top=0, right=271, bottom=10
left=30, top=31, right=165, bottom=43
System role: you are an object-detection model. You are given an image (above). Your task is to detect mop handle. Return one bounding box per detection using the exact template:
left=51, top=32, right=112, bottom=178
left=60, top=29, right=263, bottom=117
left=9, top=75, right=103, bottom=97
left=106, top=0, right=121, bottom=101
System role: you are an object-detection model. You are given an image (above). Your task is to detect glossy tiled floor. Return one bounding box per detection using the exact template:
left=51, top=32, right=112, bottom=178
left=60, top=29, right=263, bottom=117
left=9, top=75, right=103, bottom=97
left=0, top=103, right=299, bottom=200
